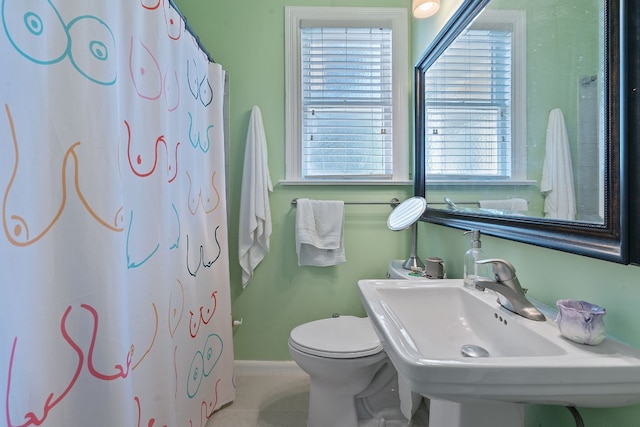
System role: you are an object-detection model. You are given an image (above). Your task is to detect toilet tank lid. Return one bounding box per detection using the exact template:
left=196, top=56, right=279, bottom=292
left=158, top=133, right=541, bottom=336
left=290, top=316, right=383, bottom=356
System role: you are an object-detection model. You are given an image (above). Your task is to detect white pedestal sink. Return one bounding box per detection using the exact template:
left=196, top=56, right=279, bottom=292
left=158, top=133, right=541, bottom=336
left=357, top=279, right=640, bottom=427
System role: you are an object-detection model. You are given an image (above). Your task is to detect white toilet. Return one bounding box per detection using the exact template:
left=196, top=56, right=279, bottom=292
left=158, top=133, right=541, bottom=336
left=288, top=261, right=421, bottom=427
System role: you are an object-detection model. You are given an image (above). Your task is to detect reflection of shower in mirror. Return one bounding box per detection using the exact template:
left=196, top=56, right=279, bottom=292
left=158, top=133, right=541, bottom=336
left=580, top=75, right=597, bottom=86
left=577, top=74, right=603, bottom=222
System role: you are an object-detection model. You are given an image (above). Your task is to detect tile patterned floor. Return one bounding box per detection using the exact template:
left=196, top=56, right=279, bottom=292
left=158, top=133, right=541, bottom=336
left=205, top=362, right=429, bottom=427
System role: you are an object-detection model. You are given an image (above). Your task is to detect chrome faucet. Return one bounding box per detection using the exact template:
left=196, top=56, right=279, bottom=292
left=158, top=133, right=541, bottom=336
left=474, top=258, right=546, bottom=321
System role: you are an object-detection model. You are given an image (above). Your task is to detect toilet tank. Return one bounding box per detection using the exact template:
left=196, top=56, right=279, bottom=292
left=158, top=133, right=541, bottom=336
left=387, top=260, right=423, bottom=280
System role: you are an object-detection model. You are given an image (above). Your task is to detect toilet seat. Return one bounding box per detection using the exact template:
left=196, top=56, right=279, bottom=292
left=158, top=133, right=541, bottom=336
left=289, top=316, right=383, bottom=358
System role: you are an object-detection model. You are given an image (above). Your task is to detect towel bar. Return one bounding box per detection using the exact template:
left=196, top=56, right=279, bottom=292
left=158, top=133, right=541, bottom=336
left=291, top=198, right=400, bottom=207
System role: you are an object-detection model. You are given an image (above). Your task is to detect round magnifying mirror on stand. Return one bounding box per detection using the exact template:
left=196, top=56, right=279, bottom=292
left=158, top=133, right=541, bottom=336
left=387, top=197, right=427, bottom=270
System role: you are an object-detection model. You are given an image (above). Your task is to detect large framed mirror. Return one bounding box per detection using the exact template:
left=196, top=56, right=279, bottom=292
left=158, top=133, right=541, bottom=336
left=415, top=0, right=627, bottom=263
left=630, top=2, right=640, bottom=266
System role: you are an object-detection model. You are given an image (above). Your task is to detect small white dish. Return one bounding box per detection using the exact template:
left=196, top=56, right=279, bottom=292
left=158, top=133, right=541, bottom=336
left=556, top=299, right=606, bottom=345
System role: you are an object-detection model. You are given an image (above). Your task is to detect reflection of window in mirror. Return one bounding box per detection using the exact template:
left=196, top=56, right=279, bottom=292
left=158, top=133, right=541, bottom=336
left=425, top=10, right=526, bottom=183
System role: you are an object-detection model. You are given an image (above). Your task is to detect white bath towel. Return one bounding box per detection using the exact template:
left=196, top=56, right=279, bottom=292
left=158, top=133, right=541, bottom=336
left=479, top=198, right=529, bottom=212
left=239, top=106, right=273, bottom=288
left=541, top=108, right=576, bottom=220
left=295, top=199, right=346, bottom=267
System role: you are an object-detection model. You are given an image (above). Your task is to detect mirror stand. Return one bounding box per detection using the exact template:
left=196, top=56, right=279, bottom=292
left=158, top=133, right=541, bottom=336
left=387, top=196, right=428, bottom=270
left=403, top=223, right=423, bottom=270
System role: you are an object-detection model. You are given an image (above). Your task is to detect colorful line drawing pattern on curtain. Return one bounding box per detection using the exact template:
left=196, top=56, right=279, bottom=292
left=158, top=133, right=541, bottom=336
left=191, top=386, right=221, bottom=427
left=2, top=104, right=125, bottom=247
left=125, top=203, right=181, bottom=269
left=186, top=230, right=222, bottom=277
left=169, top=203, right=181, bottom=250
left=188, top=291, right=218, bottom=338
left=5, top=303, right=158, bottom=427
left=83, top=304, right=133, bottom=380
left=5, top=304, right=158, bottom=427
left=126, top=210, right=160, bottom=269
left=134, top=395, right=168, bottom=427
left=5, top=322, right=82, bottom=427
left=141, top=0, right=161, bottom=10
left=186, top=333, right=223, bottom=398
left=129, top=37, right=162, bottom=100
left=163, top=1, right=183, bottom=40
left=187, top=59, right=213, bottom=107
left=124, top=120, right=181, bottom=182
left=2, top=0, right=234, bottom=424
left=187, top=112, right=213, bottom=153
left=132, top=303, right=160, bottom=371
left=2, top=0, right=117, bottom=85
left=173, top=345, right=179, bottom=398
left=163, top=64, right=181, bottom=111
left=169, top=279, right=185, bottom=337
left=140, top=0, right=183, bottom=41
left=186, top=171, right=221, bottom=215
left=129, top=37, right=181, bottom=110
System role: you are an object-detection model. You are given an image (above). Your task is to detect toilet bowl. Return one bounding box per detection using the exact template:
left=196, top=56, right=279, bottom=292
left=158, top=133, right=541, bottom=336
left=289, top=261, right=423, bottom=427
left=289, top=315, right=406, bottom=427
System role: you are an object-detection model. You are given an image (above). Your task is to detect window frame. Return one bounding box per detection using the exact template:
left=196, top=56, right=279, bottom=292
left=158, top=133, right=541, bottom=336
left=283, top=6, right=409, bottom=185
left=425, top=9, right=527, bottom=185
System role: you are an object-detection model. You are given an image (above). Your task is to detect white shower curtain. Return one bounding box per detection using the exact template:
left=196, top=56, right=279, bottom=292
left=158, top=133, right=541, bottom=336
left=0, top=1, right=235, bottom=426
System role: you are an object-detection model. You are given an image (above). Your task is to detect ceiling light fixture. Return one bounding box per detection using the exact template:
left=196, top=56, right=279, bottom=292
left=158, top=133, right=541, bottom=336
left=412, top=0, right=440, bottom=19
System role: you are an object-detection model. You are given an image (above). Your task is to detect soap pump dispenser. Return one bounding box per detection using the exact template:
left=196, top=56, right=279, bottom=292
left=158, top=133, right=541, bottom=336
left=463, top=229, right=488, bottom=288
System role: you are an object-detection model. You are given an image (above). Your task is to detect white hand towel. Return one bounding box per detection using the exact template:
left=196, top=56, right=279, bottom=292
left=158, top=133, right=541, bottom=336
left=479, top=198, right=529, bottom=212
left=239, top=106, right=273, bottom=288
left=295, top=199, right=346, bottom=267
left=541, top=108, right=576, bottom=220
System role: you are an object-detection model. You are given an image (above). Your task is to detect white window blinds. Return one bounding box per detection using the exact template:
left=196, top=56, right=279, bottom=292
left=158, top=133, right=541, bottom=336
left=425, top=28, right=512, bottom=180
left=301, top=27, right=393, bottom=179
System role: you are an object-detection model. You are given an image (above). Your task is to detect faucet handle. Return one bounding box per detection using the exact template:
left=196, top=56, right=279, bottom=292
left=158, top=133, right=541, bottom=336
left=476, top=258, right=517, bottom=281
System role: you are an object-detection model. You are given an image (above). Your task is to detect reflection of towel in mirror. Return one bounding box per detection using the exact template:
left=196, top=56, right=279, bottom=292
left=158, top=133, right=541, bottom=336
left=238, top=106, right=273, bottom=288
left=541, top=108, right=576, bottom=220
left=295, top=199, right=346, bottom=267
left=479, top=198, right=528, bottom=212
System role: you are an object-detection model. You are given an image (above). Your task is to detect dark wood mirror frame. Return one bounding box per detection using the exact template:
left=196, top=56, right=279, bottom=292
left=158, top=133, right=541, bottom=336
left=628, top=0, right=640, bottom=265
left=415, top=0, right=631, bottom=264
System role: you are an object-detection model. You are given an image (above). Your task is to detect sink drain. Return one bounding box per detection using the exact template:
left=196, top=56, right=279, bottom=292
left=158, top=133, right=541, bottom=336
left=461, top=344, right=490, bottom=358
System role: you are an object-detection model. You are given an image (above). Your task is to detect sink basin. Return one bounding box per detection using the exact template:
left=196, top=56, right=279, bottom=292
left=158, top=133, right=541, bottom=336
left=358, top=278, right=640, bottom=408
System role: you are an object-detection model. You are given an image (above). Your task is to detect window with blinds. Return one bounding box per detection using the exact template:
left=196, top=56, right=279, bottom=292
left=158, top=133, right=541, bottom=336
left=284, top=7, right=408, bottom=183
left=301, top=27, right=393, bottom=179
left=425, top=23, right=520, bottom=181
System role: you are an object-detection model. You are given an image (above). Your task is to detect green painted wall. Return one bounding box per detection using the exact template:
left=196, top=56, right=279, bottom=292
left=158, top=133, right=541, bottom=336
left=176, top=0, right=640, bottom=425
left=173, top=0, right=414, bottom=362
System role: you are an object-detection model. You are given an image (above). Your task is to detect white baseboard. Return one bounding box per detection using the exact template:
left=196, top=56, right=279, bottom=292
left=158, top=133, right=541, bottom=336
left=234, top=360, right=305, bottom=376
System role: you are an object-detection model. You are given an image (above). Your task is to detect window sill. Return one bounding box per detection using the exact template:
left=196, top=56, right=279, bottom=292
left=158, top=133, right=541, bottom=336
left=426, top=179, right=538, bottom=187
left=278, top=179, right=413, bottom=186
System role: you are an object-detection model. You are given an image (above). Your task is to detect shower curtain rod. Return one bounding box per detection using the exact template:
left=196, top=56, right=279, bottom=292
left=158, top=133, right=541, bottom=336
left=168, top=0, right=216, bottom=63
left=291, top=198, right=400, bottom=207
